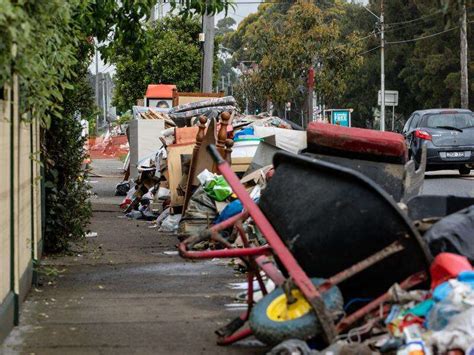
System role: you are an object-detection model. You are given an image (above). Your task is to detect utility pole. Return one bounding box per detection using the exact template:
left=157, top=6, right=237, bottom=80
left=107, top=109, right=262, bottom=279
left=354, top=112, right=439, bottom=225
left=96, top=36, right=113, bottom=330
left=95, top=44, right=99, bottom=135
left=227, top=73, right=232, bottom=95
left=460, top=0, right=469, bottom=109
left=201, top=1, right=214, bottom=93
left=307, top=66, right=315, bottom=128
left=363, top=3, right=385, bottom=130
left=102, top=77, right=107, bottom=130
left=380, top=0, right=385, bottom=131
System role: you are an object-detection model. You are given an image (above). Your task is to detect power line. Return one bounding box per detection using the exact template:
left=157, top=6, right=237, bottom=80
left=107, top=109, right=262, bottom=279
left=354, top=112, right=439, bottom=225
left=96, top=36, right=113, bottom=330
left=357, top=45, right=381, bottom=56
left=352, top=12, right=444, bottom=44
left=386, top=26, right=458, bottom=44
left=385, top=10, right=443, bottom=27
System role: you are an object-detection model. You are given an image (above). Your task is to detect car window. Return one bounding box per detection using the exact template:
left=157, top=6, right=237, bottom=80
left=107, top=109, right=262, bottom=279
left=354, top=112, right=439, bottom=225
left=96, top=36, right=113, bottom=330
left=402, top=116, right=412, bottom=133
left=410, top=114, right=420, bottom=128
left=425, top=112, right=474, bottom=129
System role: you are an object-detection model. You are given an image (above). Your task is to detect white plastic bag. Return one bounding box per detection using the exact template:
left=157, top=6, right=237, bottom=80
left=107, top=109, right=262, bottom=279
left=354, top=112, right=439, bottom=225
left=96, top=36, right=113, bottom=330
left=159, top=214, right=182, bottom=232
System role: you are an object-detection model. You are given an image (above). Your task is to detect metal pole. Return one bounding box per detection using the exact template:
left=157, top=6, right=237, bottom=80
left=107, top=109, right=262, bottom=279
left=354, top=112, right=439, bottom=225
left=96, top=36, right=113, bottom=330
left=307, top=66, right=314, bottom=129
left=460, top=1, right=469, bottom=108
left=392, top=105, right=395, bottom=131
left=201, top=2, right=214, bottom=93
left=102, top=78, right=106, bottom=130
left=380, top=0, right=385, bottom=131
left=221, top=75, right=225, bottom=92
left=95, top=44, right=99, bottom=135
left=104, top=78, right=108, bottom=131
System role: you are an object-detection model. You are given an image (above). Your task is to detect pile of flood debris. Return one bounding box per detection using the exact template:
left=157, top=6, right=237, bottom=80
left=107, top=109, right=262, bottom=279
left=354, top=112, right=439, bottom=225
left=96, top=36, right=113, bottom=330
left=114, top=95, right=474, bottom=354
left=117, top=96, right=305, bottom=235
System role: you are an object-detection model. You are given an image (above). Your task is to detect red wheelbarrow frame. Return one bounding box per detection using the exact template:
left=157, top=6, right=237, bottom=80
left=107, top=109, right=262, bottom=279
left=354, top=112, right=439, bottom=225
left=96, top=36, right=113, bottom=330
left=179, top=145, right=428, bottom=345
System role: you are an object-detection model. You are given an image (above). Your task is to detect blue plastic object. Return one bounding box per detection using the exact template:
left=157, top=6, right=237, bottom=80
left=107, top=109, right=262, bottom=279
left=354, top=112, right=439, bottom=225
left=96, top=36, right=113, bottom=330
left=432, top=271, right=474, bottom=302
left=214, top=199, right=243, bottom=224
left=433, top=282, right=453, bottom=302
left=233, top=127, right=255, bottom=140
left=458, top=270, right=474, bottom=285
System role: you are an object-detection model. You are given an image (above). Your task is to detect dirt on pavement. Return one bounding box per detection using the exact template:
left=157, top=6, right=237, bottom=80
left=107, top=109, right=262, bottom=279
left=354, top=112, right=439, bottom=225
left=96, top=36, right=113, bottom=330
left=1, top=159, right=267, bottom=355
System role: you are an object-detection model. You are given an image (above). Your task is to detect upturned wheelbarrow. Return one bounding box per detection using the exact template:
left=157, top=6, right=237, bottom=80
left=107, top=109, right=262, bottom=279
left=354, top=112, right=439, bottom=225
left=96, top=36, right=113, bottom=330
left=179, top=145, right=432, bottom=346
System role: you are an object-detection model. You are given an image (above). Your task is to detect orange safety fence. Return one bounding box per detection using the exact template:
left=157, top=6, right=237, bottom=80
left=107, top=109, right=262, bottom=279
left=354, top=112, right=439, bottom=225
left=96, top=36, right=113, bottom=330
left=87, top=134, right=129, bottom=160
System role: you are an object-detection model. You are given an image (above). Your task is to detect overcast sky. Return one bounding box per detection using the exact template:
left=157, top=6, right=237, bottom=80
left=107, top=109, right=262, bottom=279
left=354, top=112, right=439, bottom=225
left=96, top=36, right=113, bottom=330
left=91, top=0, right=368, bottom=74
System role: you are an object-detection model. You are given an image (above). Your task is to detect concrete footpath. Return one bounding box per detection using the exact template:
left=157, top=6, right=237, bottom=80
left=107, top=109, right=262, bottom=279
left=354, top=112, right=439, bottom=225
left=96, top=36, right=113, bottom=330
left=1, top=159, right=265, bottom=354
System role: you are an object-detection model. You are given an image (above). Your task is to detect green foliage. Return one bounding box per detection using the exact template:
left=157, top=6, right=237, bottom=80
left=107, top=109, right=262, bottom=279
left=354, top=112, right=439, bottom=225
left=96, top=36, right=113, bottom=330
left=224, top=1, right=363, bottom=118
left=216, top=17, right=236, bottom=37
left=112, top=15, right=205, bottom=112
left=117, top=111, right=133, bottom=126
left=342, top=0, right=473, bottom=127
left=43, top=115, right=92, bottom=253
left=1, top=1, right=233, bottom=253
left=168, top=0, right=235, bottom=17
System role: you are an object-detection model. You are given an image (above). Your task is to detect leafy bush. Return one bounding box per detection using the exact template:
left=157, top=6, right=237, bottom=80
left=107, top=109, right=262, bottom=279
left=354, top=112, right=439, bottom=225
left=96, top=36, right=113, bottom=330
left=43, top=115, right=92, bottom=253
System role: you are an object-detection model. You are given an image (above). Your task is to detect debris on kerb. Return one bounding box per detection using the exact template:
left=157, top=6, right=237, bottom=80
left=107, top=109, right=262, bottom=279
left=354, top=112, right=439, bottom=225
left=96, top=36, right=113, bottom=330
left=116, top=95, right=301, bottom=235
left=112, top=95, right=474, bottom=353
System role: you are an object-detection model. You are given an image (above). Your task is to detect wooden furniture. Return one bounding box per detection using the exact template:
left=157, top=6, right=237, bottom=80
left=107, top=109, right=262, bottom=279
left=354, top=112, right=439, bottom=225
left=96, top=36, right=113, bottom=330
left=167, top=143, right=194, bottom=208
left=182, top=112, right=233, bottom=212
left=172, top=90, right=224, bottom=107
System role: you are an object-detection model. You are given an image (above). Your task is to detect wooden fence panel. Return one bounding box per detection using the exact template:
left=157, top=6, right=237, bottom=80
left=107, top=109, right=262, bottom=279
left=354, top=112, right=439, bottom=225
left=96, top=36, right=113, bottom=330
left=0, top=77, right=42, bottom=343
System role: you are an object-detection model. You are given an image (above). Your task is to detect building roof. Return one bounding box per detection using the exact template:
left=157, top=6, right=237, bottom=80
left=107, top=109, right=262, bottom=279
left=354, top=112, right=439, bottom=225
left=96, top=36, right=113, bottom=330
left=145, top=84, right=177, bottom=98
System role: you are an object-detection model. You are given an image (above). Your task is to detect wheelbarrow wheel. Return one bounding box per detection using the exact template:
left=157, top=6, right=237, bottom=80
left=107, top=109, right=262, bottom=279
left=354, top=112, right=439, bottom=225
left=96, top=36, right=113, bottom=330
left=249, top=278, right=343, bottom=345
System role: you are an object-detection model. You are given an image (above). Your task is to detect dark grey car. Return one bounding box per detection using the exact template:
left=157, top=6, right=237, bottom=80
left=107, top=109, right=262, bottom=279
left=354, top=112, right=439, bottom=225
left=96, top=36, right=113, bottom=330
left=402, top=109, right=474, bottom=175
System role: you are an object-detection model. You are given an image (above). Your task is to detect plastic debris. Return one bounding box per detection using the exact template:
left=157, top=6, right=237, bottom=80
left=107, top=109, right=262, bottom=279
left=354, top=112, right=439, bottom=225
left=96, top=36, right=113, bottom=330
left=159, top=214, right=182, bottom=232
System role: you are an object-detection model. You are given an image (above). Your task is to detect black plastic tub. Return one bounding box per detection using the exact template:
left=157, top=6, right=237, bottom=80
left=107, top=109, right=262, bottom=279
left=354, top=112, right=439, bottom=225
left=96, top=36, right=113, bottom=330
left=258, top=152, right=432, bottom=301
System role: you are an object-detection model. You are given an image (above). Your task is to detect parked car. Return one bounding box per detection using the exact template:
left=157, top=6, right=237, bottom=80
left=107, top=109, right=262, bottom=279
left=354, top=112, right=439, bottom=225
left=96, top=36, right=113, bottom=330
left=402, top=109, right=474, bottom=175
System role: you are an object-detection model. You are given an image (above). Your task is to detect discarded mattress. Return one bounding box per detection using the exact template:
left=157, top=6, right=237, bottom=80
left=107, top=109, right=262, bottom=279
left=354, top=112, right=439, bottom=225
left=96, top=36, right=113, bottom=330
left=168, top=106, right=235, bottom=121
left=169, top=96, right=236, bottom=114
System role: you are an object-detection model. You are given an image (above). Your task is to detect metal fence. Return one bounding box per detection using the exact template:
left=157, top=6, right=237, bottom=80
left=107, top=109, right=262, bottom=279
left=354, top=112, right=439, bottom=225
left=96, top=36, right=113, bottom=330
left=0, top=76, right=42, bottom=343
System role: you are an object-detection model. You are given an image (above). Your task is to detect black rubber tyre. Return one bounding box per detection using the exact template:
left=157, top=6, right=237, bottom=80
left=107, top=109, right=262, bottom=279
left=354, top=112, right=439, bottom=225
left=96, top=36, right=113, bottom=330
left=249, top=278, right=343, bottom=345
left=459, top=166, right=471, bottom=176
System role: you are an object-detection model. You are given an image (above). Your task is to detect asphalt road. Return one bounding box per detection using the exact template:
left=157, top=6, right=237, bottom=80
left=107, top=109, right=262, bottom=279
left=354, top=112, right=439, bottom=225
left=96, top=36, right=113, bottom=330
left=423, top=170, right=474, bottom=197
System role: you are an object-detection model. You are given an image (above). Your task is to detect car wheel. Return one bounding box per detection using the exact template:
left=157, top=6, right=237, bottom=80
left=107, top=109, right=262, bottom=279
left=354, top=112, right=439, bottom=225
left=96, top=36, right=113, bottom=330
left=459, top=166, right=471, bottom=176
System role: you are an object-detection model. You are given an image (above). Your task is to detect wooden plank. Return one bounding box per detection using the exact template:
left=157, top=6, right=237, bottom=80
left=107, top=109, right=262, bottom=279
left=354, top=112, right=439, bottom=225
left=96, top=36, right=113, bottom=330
left=0, top=95, right=11, bottom=302
left=167, top=144, right=194, bottom=207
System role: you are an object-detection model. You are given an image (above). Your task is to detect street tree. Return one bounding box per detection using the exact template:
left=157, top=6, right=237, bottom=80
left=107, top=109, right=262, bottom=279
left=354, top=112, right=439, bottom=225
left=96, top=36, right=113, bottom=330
left=112, top=15, right=207, bottom=112
left=225, top=1, right=364, bottom=118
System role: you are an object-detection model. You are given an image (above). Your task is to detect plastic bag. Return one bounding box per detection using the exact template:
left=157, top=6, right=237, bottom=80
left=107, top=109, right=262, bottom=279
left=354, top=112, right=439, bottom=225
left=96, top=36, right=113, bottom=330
left=426, top=279, right=474, bottom=330
left=428, top=307, right=474, bottom=353
left=115, top=181, right=130, bottom=196
left=157, top=187, right=170, bottom=200
left=197, top=169, right=215, bottom=186
left=203, top=176, right=232, bottom=201
left=159, top=214, right=182, bottom=232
